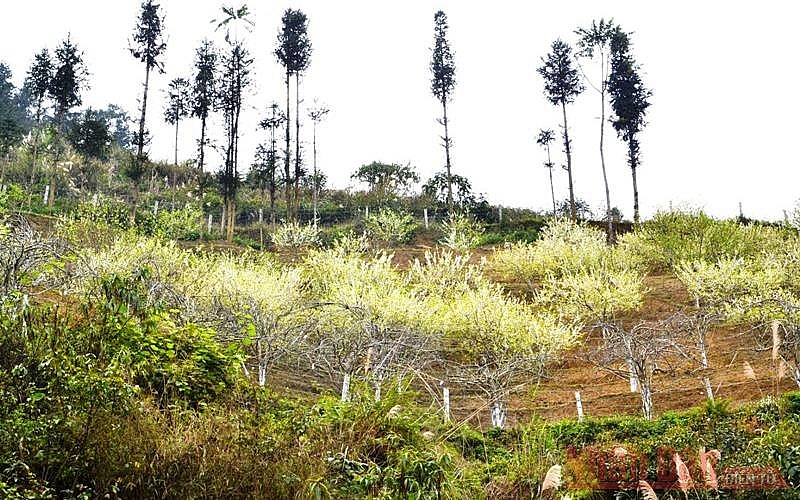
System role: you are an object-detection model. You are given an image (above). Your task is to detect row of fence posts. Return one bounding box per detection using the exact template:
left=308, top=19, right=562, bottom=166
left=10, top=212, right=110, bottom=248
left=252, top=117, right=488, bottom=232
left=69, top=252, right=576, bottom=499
left=198, top=205, right=505, bottom=234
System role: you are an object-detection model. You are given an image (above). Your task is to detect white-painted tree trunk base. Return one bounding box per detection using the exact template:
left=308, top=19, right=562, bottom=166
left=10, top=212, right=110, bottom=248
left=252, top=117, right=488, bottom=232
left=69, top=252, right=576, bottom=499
left=628, top=359, right=638, bottom=393
left=703, top=376, right=714, bottom=401
left=490, top=401, right=506, bottom=428
left=641, top=384, right=653, bottom=421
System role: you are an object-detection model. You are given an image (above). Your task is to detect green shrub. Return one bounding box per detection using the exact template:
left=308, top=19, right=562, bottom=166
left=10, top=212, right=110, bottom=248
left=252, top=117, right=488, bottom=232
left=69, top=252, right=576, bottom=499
left=271, top=221, right=320, bottom=248
left=72, top=196, right=132, bottom=230
left=364, top=208, right=417, bottom=245
left=623, top=210, right=786, bottom=271
left=439, top=212, right=484, bottom=250
left=785, top=391, right=800, bottom=417
left=0, top=183, right=25, bottom=214
left=151, top=204, right=203, bottom=240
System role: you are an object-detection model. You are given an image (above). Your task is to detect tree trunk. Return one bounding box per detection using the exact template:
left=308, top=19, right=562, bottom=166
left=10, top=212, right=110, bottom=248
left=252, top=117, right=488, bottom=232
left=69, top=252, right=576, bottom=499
left=199, top=115, right=207, bottom=174
left=703, top=377, right=714, bottom=401
left=697, top=321, right=713, bottom=401
left=629, top=139, right=640, bottom=223
left=312, top=119, right=318, bottom=228
left=490, top=398, right=506, bottom=428
left=546, top=145, right=556, bottom=217
left=226, top=198, right=235, bottom=242
left=442, top=98, right=453, bottom=214
left=28, top=124, right=39, bottom=191
left=137, top=63, right=151, bottom=173
left=269, top=105, right=278, bottom=226
left=258, top=337, right=267, bottom=387
left=173, top=119, right=179, bottom=167
left=284, top=72, right=292, bottom=221
left=640, top=380, right=653, bottom=420
left=294, top=74, right=301, bottom=219
left=561, top=101, right=576, bottom=221
left=628, top=358, right=638, bottom=393
left=599, top=59, right=615, bottom=244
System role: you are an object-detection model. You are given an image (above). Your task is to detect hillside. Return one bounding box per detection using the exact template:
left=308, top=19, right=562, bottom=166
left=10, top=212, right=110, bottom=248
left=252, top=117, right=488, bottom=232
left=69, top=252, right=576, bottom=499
left=260, top=231, right=799, bottom=427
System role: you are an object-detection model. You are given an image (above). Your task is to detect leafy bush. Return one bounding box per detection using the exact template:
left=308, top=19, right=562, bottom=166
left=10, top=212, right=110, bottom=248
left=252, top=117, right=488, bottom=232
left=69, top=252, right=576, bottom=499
left=271, top=221, right=320, bottom=248
left=150, top=204, right=203, bottom=240
left=72, top=196, right=132, bottom=231
left=0, top=183, right=26, bottom=214
left=439, top=212, right=484, bottom=250
left=364, top=208, right=417, bottom=245
left=330, top=229, right=370, bottom=255
left=490, top=219, right=607, bottom=286
left=622, top=210, right=786, bottom=271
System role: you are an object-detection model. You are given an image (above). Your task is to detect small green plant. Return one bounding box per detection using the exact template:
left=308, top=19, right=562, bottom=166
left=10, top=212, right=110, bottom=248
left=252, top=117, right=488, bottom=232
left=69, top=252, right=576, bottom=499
left=363, top=208, right=417, bottom=245
left=439, top=212, right=484, bottom=250
left=151, top=204, right=203, bottom=240
left=271, top=221, right=320, bottom=248
left=0, top=183, right=25, bottom=214
left=331, top=230, right=370, bottom=255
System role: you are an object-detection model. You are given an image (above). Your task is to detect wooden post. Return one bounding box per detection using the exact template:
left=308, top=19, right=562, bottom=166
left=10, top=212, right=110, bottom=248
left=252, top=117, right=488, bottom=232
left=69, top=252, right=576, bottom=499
left=424, top=208, right=429, bottom=229
left=207, top=214, right=213, bottom=233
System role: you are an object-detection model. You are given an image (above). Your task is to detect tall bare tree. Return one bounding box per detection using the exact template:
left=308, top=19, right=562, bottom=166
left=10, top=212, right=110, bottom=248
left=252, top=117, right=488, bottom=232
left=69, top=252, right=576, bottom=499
left=23, top=48, right=54, bottom=189
left=191, top=39, right=217, bottom=174
left=576, top=19, right=620, bottom=242
left=430, top=10, right=456, bottom=214
left=275, top=8, right=311, bottom=221
left=536, top=128, right=557, bottom=217
left=163, top=77, right=190, bottom=169
left=308, top=102, right=329, bottom=228
left=258, top=102, right=285, bottom=225
left=47, top=35, right=87, bottom=207
left=608, top=32, right=651, bottom=224
left=537, top=39, right=584, bottom=221
left=213, top=4, right=254, bottom=242
left=129, top=0, right=166, bottom=178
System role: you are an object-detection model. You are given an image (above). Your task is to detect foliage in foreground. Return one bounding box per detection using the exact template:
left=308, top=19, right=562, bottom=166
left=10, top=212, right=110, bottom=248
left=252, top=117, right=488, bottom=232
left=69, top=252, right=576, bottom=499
left=2, top=293, right=800, bottom=499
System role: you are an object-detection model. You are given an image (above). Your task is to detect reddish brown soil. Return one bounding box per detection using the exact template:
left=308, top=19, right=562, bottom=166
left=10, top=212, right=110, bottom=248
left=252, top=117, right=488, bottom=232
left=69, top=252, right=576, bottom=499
left=389, top=234, right=798, bottom=425
left=26, top=215, right=793, bottom=425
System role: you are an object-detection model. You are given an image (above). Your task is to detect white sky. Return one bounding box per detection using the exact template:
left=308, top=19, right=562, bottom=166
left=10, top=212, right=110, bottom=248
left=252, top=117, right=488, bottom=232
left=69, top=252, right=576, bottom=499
left=1, top=1, right=798, bottom=221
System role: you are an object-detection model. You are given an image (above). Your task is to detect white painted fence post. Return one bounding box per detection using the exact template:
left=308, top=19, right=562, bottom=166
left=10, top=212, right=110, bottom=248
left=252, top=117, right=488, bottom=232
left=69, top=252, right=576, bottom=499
left=441, top=381, right=451, bottom=423
left=207, top=214, right=213, bottom=233
left=341, top=373, right=351, bottom=402
left=43, top=185, right=49, bottom=205
left=575, top=391, right=584, bottom=421
left=424, top=208, right=429, bottom=229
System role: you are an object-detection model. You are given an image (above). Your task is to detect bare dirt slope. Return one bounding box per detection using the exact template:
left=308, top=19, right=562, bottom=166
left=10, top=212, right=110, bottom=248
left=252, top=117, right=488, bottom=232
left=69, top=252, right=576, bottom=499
left=386, top=238, right=797, bottom=426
